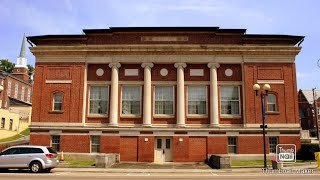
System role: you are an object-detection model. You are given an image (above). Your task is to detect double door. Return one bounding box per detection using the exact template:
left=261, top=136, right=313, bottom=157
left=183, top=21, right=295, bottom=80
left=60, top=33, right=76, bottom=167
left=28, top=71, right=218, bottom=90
left=154, top=137, right=172, bottom=162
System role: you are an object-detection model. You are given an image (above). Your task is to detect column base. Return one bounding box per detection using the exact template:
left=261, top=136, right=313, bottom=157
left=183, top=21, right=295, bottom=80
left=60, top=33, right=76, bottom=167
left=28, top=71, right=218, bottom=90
left=142, top=124, right=152, bottom=127
left=209, top=124, right=219, bottom=128
left=176, top=124, right=186, bottom=128
left=108, top=123, right=119, bottom=127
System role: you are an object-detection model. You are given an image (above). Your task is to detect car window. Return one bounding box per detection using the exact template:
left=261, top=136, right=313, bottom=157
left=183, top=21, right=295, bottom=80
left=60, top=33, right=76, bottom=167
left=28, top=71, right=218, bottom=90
left=1, top=148, right=19, bottom=155
left=47, top=147, right=57, bottom=154
left=30, top=148, right=44, bottom=154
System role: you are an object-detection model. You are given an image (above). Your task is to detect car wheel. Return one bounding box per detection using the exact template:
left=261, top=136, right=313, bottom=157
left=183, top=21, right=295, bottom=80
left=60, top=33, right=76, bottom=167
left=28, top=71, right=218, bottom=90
left=30, top=161, right=42, bottom=173
left=43, top=168, right=52, bottom=173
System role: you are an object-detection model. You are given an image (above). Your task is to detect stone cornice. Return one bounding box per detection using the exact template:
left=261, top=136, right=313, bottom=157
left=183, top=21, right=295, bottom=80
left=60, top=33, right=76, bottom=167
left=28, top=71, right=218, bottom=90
left=30, top=44, right=302, bottom=56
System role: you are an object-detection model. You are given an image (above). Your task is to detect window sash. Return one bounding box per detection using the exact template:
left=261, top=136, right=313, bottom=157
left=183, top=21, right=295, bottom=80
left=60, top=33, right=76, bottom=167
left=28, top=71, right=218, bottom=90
left=228, top=137, right=237, bottom=154
left=89, top=86, right=109, bottom=115
left=7, top=81, right=11, bottom=96
left=14, top=84, right=18, bottom=98
left=53, top=94, right=63, bottom=111
left=220, top=86, right=240, bottom=115
left=122, top=86, right=141, bottom=115
left=269, top=137, right=278, bottom=153
left=154, top=86, right=174, bottom=115
left=187, top=86, right=207, bottom=115
left=51, top=136, right=60, bottom=151
left=267, top=94, right=277, bottom=112
left=91, top=136, right=100, bottom=153
left=21, top=86, right=25, bottom=101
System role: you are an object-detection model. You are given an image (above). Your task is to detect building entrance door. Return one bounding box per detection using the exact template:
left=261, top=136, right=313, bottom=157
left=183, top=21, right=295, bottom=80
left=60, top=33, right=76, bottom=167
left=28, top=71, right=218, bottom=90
left=154, top=137, right=172, bottom=162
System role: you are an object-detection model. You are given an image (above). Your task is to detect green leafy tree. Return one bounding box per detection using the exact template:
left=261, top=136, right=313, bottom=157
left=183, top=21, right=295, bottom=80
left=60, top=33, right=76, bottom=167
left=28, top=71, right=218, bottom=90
left=27, top=64, right=34, bottom=76
left=0, top=59, right=15, bottom=73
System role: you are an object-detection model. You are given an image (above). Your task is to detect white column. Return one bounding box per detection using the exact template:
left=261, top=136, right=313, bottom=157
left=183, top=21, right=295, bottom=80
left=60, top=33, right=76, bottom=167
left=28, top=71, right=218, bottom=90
left=82, top=64, right=88, bottom=126
left=208, top=63, right=220, bottom=127
left=141, top=63, right=154, bottom=127
left=109, top=63, right=121, bottom=126
left=174, top=63, right=187, bottom=127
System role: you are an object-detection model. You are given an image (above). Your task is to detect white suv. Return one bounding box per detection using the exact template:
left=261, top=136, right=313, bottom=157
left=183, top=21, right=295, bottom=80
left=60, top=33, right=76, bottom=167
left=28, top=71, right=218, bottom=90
left=0, top=145, right=59, bottom=173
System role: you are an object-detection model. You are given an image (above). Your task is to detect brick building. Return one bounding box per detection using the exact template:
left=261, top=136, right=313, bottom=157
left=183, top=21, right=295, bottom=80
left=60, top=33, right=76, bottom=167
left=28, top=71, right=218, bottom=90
left=0, top=34, right=33, bottom=131
left=27, top=27, right=303, bottom=162
left=298, top=89, right=320, bottom=130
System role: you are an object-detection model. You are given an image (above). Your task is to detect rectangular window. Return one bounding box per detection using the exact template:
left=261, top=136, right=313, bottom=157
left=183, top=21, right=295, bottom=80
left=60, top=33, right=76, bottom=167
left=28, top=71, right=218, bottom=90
left=269, top=137, right=278, bottom=153
left=154, top=86, right=174, bottom=115
left=9, top=119, right=13, bottom=131
left=91, top=136, right=100, bottom=153
left=89, top=86, right=109, bottom=115
left=21, top=86, right=25, bottom=101
left=51, top=136, right=60, bottom=151
left=317, top=107, right=320, bottom=116
left=7, top=80, right=11, bottom=96
left=228, top=137, right=237, bottom=154
left=187, top=86, right=207, bottom=115
left=220, top=86, right=240, bottom=115
left=121, top=86, right=141, bottom=115
left=1, top=118, right=4, bottom=129
left=27, top=88, right=31, bottom=103
left=53, top=93, right=63, bottom=111
left=267, top=94, right=277, bottom=112
left=157, top=139, right=162, bottom=149
left=14, top=83, right=18, bottom=98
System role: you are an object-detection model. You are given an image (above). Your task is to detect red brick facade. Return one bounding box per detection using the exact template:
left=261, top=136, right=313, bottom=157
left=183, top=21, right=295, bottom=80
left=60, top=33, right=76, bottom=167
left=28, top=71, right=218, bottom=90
left=27, top=27, right=303, bottom=162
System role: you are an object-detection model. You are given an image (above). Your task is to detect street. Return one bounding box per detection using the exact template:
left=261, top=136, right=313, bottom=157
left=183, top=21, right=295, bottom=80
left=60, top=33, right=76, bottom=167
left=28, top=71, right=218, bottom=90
left=0, top=170, right=319, bottom=180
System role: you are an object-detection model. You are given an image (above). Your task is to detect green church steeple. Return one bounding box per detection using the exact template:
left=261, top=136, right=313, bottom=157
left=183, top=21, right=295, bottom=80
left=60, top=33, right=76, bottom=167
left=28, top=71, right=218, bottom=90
left=19, top=33, right=26, bottom=58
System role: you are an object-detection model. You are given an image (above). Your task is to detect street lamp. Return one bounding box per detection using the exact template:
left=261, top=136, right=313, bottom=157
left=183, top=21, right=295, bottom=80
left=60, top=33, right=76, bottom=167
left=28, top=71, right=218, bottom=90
left=253, top=83, right=271, bottom=169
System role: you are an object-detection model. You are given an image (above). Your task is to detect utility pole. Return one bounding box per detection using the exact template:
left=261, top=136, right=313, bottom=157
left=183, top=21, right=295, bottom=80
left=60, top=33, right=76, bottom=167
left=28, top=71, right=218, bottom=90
left=312, top=88, right=320, bottom=146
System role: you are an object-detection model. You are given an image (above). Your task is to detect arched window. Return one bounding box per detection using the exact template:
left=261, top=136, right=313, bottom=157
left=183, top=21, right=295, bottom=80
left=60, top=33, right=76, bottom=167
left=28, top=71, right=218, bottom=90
left=267, top=94, right=277, bottom=112
left=53, top=93, right=63, bottom=111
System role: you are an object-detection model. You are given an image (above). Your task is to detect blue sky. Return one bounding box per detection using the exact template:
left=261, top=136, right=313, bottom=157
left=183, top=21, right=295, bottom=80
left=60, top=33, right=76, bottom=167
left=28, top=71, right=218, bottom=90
left=0, top=0, right=319, bottom=89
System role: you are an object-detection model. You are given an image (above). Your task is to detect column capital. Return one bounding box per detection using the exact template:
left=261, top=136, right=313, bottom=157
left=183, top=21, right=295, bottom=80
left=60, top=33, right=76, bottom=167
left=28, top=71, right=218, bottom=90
left=207, top=63, right=220, bottom=69
left=174, top=63, right=187, bottom=69
left=141, top=63, right=154, bottom=68
left=109, top=62, right=121, bottom=69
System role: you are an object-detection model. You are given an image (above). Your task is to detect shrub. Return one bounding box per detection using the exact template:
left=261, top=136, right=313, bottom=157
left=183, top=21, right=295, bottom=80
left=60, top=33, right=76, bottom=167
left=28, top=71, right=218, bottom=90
left=296, top=144, right=320, bottom=160
left=310, top=129, right=318, bottom=137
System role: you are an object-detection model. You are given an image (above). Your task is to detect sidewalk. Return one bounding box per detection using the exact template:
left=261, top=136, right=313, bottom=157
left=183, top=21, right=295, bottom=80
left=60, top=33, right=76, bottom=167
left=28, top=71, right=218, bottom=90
left=53, top=163, right=319, bottom=174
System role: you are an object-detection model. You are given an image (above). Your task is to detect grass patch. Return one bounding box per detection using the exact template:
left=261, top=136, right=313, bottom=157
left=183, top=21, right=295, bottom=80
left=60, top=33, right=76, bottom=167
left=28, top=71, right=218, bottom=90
left=231, top=159, right=316, bottom=167
left=0, top=128, right=30, bottom=143
left=64, top=160, right=96, bottom=167
left=231, top=160, right=272, bottom=167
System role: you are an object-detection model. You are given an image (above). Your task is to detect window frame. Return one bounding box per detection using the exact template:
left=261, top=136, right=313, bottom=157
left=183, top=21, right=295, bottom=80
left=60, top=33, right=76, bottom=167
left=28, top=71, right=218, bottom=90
left=9, top=119, right=13, bottom=131
left=120, top=85, right=142, bottom=117
left=51, top=135, right=60, bottom=152
left=14, top=83, right=18, bottom=99
left=21, top=85, right=25, bottom=101
left=220, top=86, right=241, bottom=117
left=27, top=88, right=31, bottom=103
left=269, top=137, right=278, bottom=154
left=1, top=118, right=5, bottom=129
left=153, top=85, right=175, bottom=116
left=228, top=136, right=238, bottom=154
left=7, top=80, right=11, bottom=96
left=90, top=136, right=100, bottom=153
left=52, top=92, right=63, bottom=111
left=88, top=85, right=110, bottom=116
left=186, top=85, right=208, bottom=116
left=266, top=93, right=278, bottom=113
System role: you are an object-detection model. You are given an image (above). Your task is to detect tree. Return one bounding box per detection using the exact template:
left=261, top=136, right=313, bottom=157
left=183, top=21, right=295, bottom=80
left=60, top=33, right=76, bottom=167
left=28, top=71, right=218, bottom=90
left=0, top=59, right=15, bottom=73
left=27, top=64, right=34, bottom=76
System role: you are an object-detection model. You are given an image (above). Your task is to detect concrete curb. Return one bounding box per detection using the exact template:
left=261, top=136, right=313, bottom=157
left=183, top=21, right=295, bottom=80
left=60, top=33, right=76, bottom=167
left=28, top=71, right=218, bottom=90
left=53, top=167, right=320, bottom=174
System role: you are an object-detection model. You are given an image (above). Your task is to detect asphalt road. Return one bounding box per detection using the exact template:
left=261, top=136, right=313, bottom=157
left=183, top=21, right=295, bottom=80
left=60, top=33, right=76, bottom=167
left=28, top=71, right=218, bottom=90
left=0, top=171, right=319, bottom=180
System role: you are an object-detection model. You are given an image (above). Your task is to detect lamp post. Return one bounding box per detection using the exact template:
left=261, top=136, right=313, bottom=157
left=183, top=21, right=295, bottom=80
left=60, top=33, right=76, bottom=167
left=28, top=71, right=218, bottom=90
left=253, top=83, right=271, bottom=169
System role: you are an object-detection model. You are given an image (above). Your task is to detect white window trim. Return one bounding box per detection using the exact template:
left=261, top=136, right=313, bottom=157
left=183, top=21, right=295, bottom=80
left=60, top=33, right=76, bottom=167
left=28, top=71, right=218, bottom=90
left=7, top=80, right=11, bottom=96
left=120, top=85, right=142, bottom=117
left=153, top=85, right=175, bottom=117
left=21, top=86, right=25, bottom=101
left=52, top=93, right=63, bottom=111
left=267, top=94, right=277, bottom=112
left=220, top=86, right=241, bottom=117
left=186, top=85, right=208, bottom=117
left=14, top=83, right=18, bottom=98
left=27, top=88, right=31, bottom=103
left=87, top=85, right=109, bottom=117
left=90, top=135, right=100, bottom=153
